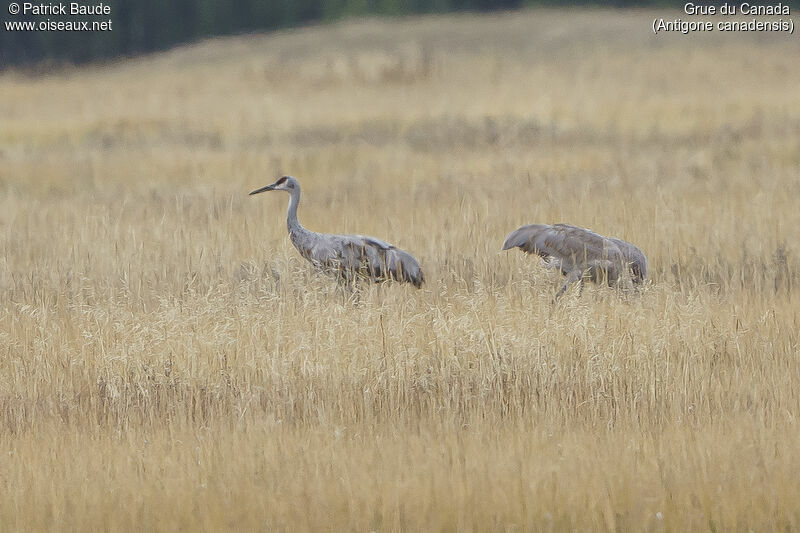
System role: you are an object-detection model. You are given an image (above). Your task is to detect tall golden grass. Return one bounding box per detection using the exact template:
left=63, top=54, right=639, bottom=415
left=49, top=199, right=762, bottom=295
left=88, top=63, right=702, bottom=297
left=1, top=8, right=800, bottom=530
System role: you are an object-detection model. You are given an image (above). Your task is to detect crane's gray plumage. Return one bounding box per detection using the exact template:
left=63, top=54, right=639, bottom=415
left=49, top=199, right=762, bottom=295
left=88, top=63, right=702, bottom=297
left=250, top=176, right=423, bottom=287
left=502, top=223, right=646, bottom=298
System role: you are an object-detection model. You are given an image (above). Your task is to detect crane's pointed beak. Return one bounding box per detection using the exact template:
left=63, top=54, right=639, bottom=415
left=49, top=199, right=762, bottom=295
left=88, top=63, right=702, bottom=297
left=249, top=184, right=276, bottom=195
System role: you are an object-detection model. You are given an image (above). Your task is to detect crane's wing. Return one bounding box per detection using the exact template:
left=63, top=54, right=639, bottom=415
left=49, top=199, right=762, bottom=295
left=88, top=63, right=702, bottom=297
left=334, top=234, right=424, bottom=287
left=502, top=223, right=624, bottom=272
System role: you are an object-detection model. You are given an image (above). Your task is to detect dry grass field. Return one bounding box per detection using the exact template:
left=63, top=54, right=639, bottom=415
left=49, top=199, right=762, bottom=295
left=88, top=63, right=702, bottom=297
left=2, top=7, right=800, bottom=530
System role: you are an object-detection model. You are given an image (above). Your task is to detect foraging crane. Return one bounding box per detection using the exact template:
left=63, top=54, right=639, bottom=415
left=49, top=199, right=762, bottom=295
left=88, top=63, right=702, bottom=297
left=502, top=223, right=647, bottom=298
left=250, top=176, right=424, bottom=287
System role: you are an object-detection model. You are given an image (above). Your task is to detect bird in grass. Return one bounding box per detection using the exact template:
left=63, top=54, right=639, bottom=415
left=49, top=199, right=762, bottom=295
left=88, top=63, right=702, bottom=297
left=502, top=223, right=647, bottom=299
left=250, top=176, right=424, bottom=288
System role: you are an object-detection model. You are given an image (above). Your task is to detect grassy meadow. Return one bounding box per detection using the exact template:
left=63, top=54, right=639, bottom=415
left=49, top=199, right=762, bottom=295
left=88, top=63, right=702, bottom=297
left=2, top=8, right=800, bottom=530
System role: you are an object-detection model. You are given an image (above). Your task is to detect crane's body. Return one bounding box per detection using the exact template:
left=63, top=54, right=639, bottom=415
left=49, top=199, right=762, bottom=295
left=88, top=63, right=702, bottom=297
left=502, top=223, right=646, bottom=298
left=250, top=176, right=424, bottom=287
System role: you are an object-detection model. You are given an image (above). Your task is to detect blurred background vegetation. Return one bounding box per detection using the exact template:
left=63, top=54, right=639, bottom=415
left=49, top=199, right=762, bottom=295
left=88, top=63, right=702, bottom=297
left=1, top=0, right=671, bottom=66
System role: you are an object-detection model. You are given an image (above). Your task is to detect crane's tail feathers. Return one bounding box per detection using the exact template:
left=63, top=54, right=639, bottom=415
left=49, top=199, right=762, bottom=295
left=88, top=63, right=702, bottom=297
left=351, top=240, right=424, bottom=288
left=502, top=224, right=551, bottom=253
left=501, top=228, right=528, bottom=251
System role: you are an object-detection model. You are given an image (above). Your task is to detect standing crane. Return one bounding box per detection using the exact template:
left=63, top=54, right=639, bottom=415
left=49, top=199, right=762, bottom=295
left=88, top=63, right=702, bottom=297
left=250, top=176, right=424, bottom=287
left=502, top=223, right=647, bottom=298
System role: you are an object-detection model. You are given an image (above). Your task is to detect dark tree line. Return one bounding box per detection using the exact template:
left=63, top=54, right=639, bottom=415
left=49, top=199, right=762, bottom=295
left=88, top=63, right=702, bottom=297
left=0, top=0, right=707, bottom=67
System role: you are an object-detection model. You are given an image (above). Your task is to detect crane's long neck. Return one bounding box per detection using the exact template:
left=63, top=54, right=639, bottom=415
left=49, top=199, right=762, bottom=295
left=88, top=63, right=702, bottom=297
left=286, top=186, right=309, bottom=239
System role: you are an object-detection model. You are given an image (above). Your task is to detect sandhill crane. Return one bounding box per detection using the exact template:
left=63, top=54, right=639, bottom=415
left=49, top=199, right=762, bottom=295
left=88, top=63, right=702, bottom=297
left=502, top=223, right=647, bottom=299
left=250, top=176, right=424, bottom=287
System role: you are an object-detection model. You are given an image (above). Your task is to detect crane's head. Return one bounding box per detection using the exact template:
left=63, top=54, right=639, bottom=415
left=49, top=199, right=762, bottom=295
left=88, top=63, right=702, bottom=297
left=249, top=176, right=298, bottom=195
left=630, top=258, right=647, bottom=284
